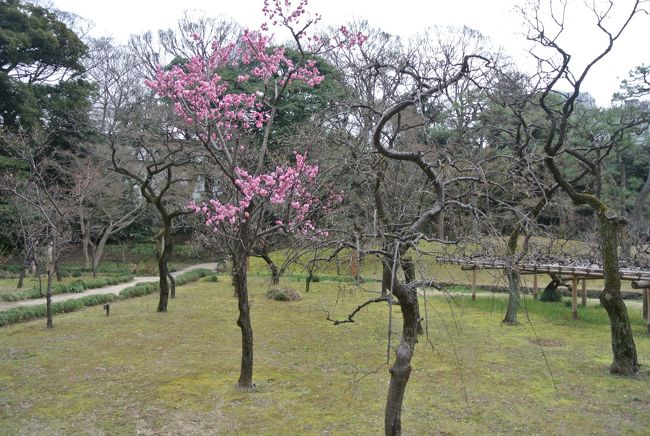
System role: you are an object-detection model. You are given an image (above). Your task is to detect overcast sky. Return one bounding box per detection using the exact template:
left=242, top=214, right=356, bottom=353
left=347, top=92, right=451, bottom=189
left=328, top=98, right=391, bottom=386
left=48, top=0, right=650, bottom=106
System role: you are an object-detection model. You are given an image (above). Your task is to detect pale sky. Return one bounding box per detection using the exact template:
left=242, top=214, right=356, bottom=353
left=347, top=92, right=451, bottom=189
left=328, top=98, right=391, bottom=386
left=48, top=0, right=650, bottom=106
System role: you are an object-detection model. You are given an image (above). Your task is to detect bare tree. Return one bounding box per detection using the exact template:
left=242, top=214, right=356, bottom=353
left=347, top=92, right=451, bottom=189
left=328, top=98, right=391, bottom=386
left=70, top=150, right=143, bottom=276
left=524, top=0, right=647, bottom=374
left=1, top=130, right=74, bottom=327
left=325, top=23, right=494, bottom=434
left=86, top=38, right=202, bottom=311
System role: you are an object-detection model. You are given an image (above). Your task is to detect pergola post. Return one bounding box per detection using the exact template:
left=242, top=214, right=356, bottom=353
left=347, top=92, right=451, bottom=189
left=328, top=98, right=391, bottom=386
left=646, top=288, right=650, bottom=335
left=533, top=273, right=538, bottom=300
left=471, top=267, right=477, bottom=301
left=581, top=278, right=587, bottom=307
left=571, top=276, right=578, bottom=320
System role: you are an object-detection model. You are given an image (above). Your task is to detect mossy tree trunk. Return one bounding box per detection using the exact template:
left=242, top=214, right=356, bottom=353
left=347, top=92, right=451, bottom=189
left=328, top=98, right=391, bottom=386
left=546, top=157, right=638, bottom=375
left=384, top=281, right=419, bottom=435
left=598, top=212, right=638, bottom=374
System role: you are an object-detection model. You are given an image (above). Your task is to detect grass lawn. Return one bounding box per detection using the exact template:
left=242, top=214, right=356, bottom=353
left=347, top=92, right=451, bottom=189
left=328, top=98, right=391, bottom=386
left=1, top=275, right=649, bottom=434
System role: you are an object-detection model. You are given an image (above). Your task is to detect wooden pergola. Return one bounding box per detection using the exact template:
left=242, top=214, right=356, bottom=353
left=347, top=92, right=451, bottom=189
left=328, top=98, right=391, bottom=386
left=436, top=256, right=650, bottom=333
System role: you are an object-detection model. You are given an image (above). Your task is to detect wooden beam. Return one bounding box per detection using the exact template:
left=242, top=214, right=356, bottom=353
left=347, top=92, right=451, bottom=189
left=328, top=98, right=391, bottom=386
left=533, top=273, right=538, bottom=300
left=581, top=279, right=587, bottom=307
left=632, top=280, right=650, bottom=289
left=572, top=277, right=578, bottom=320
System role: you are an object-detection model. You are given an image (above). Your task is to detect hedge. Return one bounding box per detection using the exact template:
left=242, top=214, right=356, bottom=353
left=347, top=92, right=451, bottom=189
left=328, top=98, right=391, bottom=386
left=0, top=294, right=118, bottom=327
left=0, top=274, right=134, bottom=302
left=0, top=268, right=213, bottom=327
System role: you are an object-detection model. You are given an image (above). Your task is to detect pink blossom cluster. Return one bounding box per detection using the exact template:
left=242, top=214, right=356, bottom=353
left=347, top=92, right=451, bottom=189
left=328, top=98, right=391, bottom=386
left=240, top=30, right=325, bottom=87
left=262, top=0, right=320, bottom=36
left=146, top=17, right=327, bottom=143
left=189, top=154, right=341, bottom=234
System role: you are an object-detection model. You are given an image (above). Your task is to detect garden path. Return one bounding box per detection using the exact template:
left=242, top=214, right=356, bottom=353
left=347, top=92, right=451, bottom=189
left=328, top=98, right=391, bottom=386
left=0, top=263, right=218, bottom=312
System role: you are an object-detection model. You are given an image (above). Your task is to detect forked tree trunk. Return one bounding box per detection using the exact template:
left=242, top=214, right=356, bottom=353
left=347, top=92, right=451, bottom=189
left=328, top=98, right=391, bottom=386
left=385, top=282, right=419, bottom=436
left=598, top=212, right=638, bottom=374
left=233, top=248, right=254, bottom=389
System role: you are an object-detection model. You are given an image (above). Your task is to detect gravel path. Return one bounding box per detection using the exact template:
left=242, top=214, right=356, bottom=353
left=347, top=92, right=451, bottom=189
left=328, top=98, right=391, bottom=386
left=0, top=263, right=218, bottom=312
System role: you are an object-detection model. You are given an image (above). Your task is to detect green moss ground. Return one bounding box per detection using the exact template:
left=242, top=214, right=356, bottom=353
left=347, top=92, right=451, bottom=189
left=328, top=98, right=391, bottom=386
left=1, top=276, right=649, bottom=434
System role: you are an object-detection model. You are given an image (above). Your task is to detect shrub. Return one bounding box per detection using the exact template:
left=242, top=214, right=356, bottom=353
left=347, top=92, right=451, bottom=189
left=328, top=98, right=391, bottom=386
left=174, top=268, right=212, bottom=286
left=119, top=282, right=159, bottom=299
left=0, top=294, right=118, bottom=327
left=266, top=287, right=302, bottom=302
left=202, top=273, right=220, bottom=282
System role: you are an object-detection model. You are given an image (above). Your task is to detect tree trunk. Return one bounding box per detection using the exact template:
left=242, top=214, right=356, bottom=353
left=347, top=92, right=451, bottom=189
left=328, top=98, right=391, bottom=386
left=156, top=224, right=174, bottom=312
left=400, top=257, right=423, bottom=335
left=82, top=226, right=91, bottom=269
left=503, top=228, right=521, bottom=324
left=539, top=275, right=564, bottom=302
left=233, top=249, right=254, bottom=389
left=46, top=243, right=54, bottom=328
left=260, top=252, right=280, bottom=286
left=54, top=260, right=62, bottom=282
left=629, top=162, right=650, bottom=234
left=46, top=271, right=53, bottom=328
left=381, top=261, right=391, bottom=297
left=598, top=212, right=638, bottom=375
left=157, top=255, right=170, bottom=312
left=168, top=272, right=176, bottom=299
left=17, top=267, right=26, bottom=289
left=437, top=211, right=445, bottom=240
left=91, top=245, right=98, bottom=278
left=503, top=267, right=521, bottom=324
left=92, top=231, right=111, bottom=279
left=384, top=282, right=419, bottom=436
left=305, top=271, right=313, bottom=293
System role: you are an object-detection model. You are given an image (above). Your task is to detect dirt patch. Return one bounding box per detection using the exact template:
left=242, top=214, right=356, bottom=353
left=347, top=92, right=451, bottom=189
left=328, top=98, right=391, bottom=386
left=528, top=338, right=563, bottom=347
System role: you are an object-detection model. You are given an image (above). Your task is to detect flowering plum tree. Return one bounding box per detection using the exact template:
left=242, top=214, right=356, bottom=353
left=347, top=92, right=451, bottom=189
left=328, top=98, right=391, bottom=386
left=147, top=0, right=361, bottom=388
